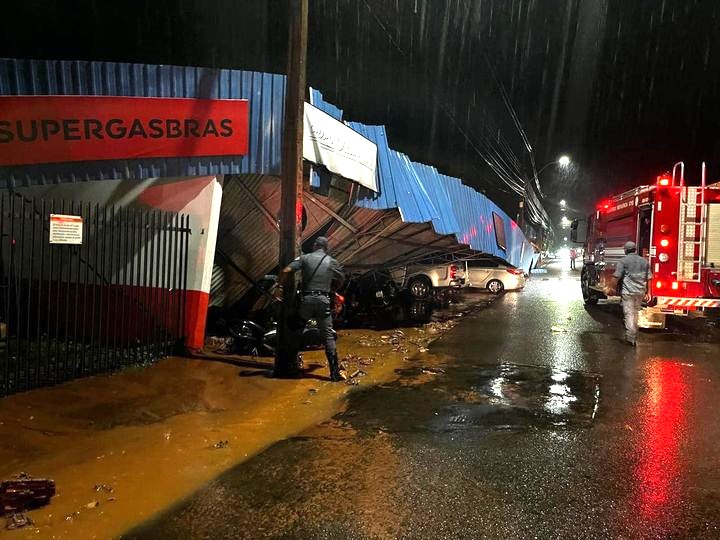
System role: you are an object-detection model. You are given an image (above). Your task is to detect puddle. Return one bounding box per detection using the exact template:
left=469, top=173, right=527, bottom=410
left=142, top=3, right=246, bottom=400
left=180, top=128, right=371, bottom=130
left=433, top=363, right=601, bottom=430
left=340, top=362, right=601, bottom=434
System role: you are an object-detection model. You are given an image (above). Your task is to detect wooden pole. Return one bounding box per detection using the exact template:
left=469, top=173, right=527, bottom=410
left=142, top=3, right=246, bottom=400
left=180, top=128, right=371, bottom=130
left=275, top=0, right=308, bottom=377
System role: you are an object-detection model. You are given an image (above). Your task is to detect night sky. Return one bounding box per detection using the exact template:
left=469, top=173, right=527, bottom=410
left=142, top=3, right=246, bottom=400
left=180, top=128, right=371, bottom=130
left=3, top=0, right=720, bottom=223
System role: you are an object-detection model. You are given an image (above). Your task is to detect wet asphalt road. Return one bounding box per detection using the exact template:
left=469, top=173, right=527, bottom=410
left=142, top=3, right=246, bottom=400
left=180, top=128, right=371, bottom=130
left=127, top=262, right=720, bottom=539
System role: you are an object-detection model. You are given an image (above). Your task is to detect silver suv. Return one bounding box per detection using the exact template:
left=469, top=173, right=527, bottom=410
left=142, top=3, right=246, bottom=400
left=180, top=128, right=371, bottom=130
left=402, top=262, right=466, bottom=298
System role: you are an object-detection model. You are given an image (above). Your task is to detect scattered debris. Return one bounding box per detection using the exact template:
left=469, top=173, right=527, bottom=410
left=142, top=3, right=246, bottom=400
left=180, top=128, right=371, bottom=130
left=85, top=500, right=100, bottom=509
left=421, top=367, right=446, bottom=375
left=551, top=325, right=567, bottom=333
left=212, top=440, right=230, bottom=449
left=205, top=336, right=234, bottom=354
left=349, top=369, right=367, bottom=379
left=418, top=347, right=429, bottom=353
left=94, top=484, right=114, bottom=494
left=5, top=513, right=33, bottom=530
left=65, top=511, right=80, bottom=522
left=308, top=388, right=318, bottom=394
left=1, top=472, right=56, bottom=515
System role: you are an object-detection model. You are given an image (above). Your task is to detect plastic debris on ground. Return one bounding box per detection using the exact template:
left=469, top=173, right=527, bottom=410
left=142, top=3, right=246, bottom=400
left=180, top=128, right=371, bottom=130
left=5, top=513, right=33, bottom=530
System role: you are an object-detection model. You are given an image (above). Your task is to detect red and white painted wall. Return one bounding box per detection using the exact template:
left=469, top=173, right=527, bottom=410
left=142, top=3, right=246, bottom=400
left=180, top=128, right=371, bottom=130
left=17, top=175, right=223, bottom=352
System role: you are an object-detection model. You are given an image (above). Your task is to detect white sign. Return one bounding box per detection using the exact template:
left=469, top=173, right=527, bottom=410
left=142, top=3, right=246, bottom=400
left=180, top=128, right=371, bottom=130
left=49, top=214, right=83, bottom=244
left=303, top=102, right=378, bottom=192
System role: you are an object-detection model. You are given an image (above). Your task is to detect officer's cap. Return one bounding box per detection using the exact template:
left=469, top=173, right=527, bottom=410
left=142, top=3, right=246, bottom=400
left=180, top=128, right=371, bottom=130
left=624, top=241, right=636, bottom=253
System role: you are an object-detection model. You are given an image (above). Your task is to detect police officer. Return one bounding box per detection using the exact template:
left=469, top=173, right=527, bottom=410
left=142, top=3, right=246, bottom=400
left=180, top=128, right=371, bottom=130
left=605, top=241, right=652, bottom=346
left=280, top=237, right=345, bottom=381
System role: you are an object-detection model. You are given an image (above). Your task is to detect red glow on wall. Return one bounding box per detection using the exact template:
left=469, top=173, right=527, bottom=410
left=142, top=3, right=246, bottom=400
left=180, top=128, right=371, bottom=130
left=295, top=200, right=304, bottom=225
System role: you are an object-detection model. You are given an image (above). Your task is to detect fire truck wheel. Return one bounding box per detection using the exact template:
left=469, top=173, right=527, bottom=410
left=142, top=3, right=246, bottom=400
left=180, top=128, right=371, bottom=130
left=487, top=279, right=505, bottom=294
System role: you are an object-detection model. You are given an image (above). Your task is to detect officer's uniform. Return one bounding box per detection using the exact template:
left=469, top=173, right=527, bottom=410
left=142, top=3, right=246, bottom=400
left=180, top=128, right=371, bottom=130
left=288, top=248, right=344, bottom=369
left=613, top=246, right=652, bottom=345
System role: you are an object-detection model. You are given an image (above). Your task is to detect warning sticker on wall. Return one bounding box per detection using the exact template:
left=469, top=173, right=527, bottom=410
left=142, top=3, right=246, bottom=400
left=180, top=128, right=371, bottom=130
left=49, top=214, right=83, bottom=245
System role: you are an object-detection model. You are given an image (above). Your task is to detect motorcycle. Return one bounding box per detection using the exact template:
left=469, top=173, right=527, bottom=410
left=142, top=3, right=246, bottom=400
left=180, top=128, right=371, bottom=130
left=339, top=268, right=400, bottom=324
left=227, top=279, right=344, bottom=356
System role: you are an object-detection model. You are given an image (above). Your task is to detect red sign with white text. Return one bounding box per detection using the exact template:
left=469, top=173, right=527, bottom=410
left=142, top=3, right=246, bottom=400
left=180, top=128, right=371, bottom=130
left=0, top=95, right=249, bottom=166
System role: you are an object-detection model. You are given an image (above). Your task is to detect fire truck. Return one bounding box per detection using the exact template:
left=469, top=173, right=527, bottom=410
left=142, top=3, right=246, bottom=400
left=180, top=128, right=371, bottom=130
left=571, top=162, right=720, bottom=328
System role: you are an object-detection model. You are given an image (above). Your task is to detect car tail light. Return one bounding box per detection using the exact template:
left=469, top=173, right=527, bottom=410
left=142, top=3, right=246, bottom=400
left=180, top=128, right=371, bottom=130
left=449, top=265, right=458, bottom=279
left=506, top=268, right=524, bottom=276
left=671, top=281, right=679, bottom=290
left=655, top=281, right=663, bottom=289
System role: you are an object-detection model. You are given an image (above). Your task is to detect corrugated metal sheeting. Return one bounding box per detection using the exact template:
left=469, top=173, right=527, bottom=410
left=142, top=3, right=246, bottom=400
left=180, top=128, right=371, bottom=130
left=0, top=58, right=286, bottom=186
left=0, top=58, right=538, bottom=282
left=210, top=174, right=346, bottom=308
left=345, top=117, right=537, bottom=271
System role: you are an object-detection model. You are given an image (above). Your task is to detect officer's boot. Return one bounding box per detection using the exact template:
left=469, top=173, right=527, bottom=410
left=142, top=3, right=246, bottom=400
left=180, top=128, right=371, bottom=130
left=327, top=352, right=343, bottom=382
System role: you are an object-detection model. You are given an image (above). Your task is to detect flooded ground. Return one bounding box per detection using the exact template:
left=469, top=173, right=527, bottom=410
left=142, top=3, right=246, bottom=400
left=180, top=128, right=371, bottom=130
left=0, top=292, right=488, bottom=539
left=128, top=262, right=720, bottom=539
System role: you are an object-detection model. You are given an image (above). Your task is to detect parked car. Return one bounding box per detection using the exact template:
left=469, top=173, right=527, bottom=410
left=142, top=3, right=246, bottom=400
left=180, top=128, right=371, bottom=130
left=339, top=268, right=400, bottom=323
left=402, top=262, right=466, bottom=298
left=464, top=258, right=526, bottom=294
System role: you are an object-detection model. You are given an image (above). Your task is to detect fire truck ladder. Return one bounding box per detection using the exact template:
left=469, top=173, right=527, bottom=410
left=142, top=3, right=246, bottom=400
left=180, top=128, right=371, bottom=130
left=677, top=162, right=707, bottom=281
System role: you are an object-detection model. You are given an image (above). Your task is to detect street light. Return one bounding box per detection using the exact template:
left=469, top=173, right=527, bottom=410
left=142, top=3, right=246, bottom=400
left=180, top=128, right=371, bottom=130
left=559, top=199, right=567, bottom=207
left=537, top=155, right=571, bottom=176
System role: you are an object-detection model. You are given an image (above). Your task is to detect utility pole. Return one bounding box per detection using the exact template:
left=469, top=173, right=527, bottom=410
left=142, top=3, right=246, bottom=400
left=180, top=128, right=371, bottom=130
left=275, top=0, right=308, bottom=378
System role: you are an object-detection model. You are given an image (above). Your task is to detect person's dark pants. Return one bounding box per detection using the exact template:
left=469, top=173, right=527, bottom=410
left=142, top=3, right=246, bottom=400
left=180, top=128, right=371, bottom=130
left=570, top=258, right=576, bottom=270
left=298, top=295, right=337, bottom=361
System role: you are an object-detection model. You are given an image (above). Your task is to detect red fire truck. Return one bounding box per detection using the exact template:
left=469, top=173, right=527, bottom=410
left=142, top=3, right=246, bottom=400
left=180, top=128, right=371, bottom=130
left=571, top=162, right=720, bottom=328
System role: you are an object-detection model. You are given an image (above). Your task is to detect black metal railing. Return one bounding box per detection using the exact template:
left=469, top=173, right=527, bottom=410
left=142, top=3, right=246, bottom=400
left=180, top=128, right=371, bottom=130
left=0, top=193, right=190, bottom=396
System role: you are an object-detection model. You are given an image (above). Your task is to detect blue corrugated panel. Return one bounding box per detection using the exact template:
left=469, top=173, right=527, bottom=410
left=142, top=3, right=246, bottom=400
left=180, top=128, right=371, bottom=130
left=0, top=58, right=286, bottom=186
left=309, top=87, right=343, bottom=121
left=349, top=123, right=438, bottom=224
left=411, top=164, right=461, bottom=235
left=347, top=123, right=396, bottom=209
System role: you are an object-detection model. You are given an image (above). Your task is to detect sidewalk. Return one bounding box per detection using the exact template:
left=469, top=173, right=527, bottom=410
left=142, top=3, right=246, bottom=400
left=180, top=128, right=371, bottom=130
left=0, top=297, right=489, bottom=539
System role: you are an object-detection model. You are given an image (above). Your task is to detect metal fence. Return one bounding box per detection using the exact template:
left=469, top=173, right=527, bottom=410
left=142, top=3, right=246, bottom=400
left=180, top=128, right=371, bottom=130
left=0, top=192, right=190, bottom=396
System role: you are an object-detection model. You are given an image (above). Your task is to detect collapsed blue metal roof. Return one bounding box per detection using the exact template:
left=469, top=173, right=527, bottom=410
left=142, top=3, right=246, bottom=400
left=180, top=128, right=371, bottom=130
left=0, top=59, right=537, bottom=270
left=343, top=115, right=535, bottom=270
left=0, top=58, right=285, bottom=186
left=349, top=123, right=438, bottom=224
